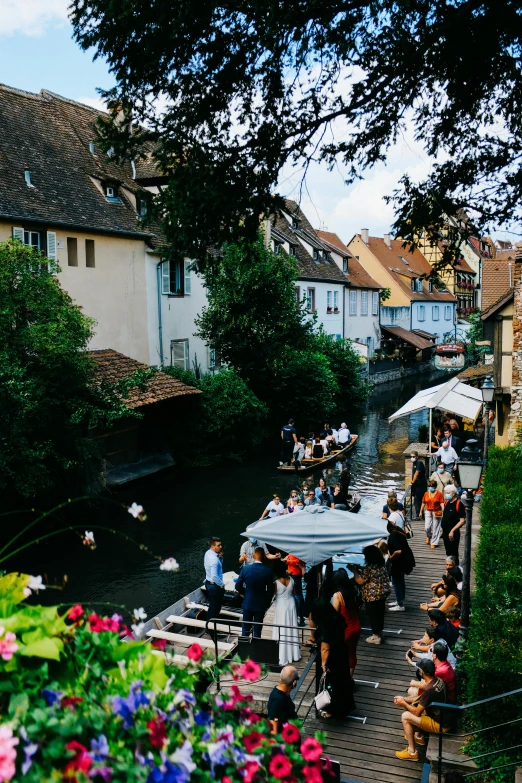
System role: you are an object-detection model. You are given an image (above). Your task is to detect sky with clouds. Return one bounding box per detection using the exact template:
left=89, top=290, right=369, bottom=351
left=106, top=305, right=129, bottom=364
left=0, top=0, right=513, bottom=246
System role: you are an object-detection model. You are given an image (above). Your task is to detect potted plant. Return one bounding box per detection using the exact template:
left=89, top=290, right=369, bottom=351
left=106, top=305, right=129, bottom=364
left=326, top=306, right=333, bottom=313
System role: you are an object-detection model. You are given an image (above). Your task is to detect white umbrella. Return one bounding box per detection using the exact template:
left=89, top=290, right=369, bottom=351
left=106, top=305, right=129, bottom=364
left=241, top=506, right=388, bottom=566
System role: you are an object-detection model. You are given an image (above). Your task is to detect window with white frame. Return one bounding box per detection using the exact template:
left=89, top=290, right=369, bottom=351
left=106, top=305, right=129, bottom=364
left=171, top=340, right=189, bottom=369
left=13, top=227, right=57, bottom=263
left=433, top=305, right=439, bottom=320
left=361, top=290, right=368, bottom=315
left=184, top=260, right=192, bottom=295
left=411, top=278, right=416, bottom=291
left=349, top=289, right=357, bottom=316
left=307, top=287, right=315, bottom=313
left=418, top=305, right=425, bottom=321
left=294, top=286, right=300, bottom=302
left=416, top=279, right=423, bottom=292
left=333, top=291, right=339, bottom=310
left=208, top=347, right=221, bottom=370
left=428, top=280, right=433, bottom=293
left=343, top=257, right=348, bottom=272
left=327, top=290, right=332, bottom=309
left=289, top=245, right=296, bottom=256
left=161, top=259, right=191, bottom=295
left=444, top=305, right=452, bottom=320
left=372, top=291, right=379, bottom=315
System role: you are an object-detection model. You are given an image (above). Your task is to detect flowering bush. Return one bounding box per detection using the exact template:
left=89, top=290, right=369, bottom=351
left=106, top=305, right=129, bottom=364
left=0, top=572, right=330, bottom=782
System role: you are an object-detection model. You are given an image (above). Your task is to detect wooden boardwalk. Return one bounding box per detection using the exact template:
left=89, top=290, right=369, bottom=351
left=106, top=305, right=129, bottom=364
left=302, top=522, right=445, bottom=783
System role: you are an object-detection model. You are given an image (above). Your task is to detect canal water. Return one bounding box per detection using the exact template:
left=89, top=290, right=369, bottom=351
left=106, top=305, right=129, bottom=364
left=12, top=375, right=431, bottom=618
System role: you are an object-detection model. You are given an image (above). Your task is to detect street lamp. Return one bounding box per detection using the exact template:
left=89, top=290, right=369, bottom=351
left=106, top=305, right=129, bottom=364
left=481, top=374, right=495, bottom=459
left=457, top=438, right=484, bottom=644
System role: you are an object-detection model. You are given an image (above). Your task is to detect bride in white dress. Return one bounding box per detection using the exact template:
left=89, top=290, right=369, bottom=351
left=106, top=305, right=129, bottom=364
left=272, top=563, right=302, bottom=666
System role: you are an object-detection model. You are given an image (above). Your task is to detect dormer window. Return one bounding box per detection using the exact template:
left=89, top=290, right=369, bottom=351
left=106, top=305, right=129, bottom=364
left=313, top=249, right=320, bottom=263
left=428, top=280, right=433, bottom=293
left=322, top=251, right=329, bottom=262
left=291, top=217, right=299, bottom=230
left=136, top=196, right=147, bottom=217
left=411, top=278, right=416, bottom=291
left=416, top=279, right=423, bottom=293
left=289, top=245, right=297, bottom=256
left=273, top=242, right=281, bottom=255
left=343, top=257, right=349, bottom=273
left=105, top=184, right=120, bottom=203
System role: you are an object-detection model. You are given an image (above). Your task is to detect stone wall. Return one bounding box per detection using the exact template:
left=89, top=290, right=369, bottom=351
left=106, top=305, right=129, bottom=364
left=508, top=243, right=522, bottom=444
left=370, top=361, right=446, bottom=386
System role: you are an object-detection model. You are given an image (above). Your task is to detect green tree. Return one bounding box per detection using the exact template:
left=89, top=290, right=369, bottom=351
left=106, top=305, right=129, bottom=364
left=72, top=0, right=522, bottom=265
left=311, top=329, right=370, bottom=411
left=0, top=240, right=135, bottom=497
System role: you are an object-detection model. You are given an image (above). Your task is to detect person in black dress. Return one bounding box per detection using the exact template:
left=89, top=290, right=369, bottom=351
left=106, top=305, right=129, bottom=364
left=440, top=486, right=466, bottom=564
left=387, top=520, right=415, bottom=611
left=310, top=582, right=356, bottom=720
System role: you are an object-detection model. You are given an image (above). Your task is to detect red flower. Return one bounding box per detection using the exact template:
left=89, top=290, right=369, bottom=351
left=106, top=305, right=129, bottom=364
left=240, top=761, right=260, bottom=783
left=65, top=740, right=92, bottom=781
left=102, top=617, right=120, bottom=633
left=243, top=731, right=264, bottom=753
left=68, top=605, right=84, bottom=621
left=303, top=765, right=323, bottom=783
left=186, top=643, right=204, bottom=662
left=222, top=778, right=233, bottom=783
left=269, top=754, right=292, bottom=779
left=240, top=707, right=261, bottom=724
left=281, top=723, right=300, bottom=744
left=147, top=717, right=168, bottom=748
left=88, top=614, right=104, bottom=633
left=152, top=638, right=167, bottom=651
left=241, top=660, right=261, bottom=682
left=62, top=697, right=83, bottom=710
left=300, top=738, right=323, bottom=762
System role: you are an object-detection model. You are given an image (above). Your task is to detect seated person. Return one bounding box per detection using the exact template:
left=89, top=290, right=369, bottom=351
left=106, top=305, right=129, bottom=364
left=331, top=484, right=348, bottom=509
left=407, top=631, right=457, bottom=669
left=394, top=658, right=450, bottom=761
left=431, top=557, right=461, bottom=596
left=260, top=495, right=285, bottom=519
left=287, top=490, right=300, bottom=511
left=445, top=605, right=460, bottom=628
left=382, top=492, right=404, bottom=519
left=338, top=422, right=351, bottom=444
left=407, top=641, right=456, bottom=704
left=294, top=499, right=305, bottom=512
left=312, top=437, right=327, bottom=459
left=304, top=490, right=320, bottom=506
left=420, top=575, right=461, bottom=613
left=293, top=437, right=305, bottom=466
left=412, top=608, right=459, bottom=650
left=325, top=429, right=337, bottom=449
left=314, top=478, right=333, bottom=505
left=304, top=440, right=313, bottom=459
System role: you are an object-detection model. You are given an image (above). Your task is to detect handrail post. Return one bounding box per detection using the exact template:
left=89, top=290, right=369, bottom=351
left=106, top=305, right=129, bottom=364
left=438, top=707, right=443, bottom=783
left=458, top=489, right=475, bottom=648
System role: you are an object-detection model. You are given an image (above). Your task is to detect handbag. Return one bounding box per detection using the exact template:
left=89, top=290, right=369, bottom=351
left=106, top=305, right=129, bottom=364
left=403, top=518, right=414, bottom=539
left=314, top=671, right=331, bottom=711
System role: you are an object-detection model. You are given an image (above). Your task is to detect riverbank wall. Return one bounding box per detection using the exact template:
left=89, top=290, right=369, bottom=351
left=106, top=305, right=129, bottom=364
left=369, top=360, right=445, bottom=386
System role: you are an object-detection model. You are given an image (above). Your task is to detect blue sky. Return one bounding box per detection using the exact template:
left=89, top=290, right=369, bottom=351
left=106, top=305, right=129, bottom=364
left=0, top=4, right=513, bottom=244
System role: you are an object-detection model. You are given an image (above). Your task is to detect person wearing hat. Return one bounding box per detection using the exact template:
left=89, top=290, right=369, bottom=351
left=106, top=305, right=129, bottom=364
left=440, top=485, right=466, bottom=564
left=280, top=418, right=297, bottom=466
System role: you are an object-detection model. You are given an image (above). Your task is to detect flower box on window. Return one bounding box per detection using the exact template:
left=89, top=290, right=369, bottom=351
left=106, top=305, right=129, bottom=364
left=326, top=306, right=333, bottom=313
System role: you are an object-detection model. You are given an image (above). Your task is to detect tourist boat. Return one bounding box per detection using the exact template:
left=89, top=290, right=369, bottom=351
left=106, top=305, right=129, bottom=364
left=277, top=434, right=359, bottom=472
left=432, top=343, right=465, bottom=371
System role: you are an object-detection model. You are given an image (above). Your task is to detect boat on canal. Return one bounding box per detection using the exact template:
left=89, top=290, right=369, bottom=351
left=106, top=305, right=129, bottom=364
left=277, top=433, right=359, bottom=472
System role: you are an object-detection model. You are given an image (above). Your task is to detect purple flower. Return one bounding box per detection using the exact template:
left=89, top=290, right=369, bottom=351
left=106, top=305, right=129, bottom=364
left=21, top=742, right=38, bottom=775
left=89, top=768, right=113, bottom=782
left=204, top=740, right=228, bottom=774
left=170, top=741, right=196, bottom=775
left=172, top=689, right=196, bottom=708
left=147, top=762, right=190, bottom=783
left=112, top=685, right=150, bottom=728
left=194, top=711, right=212, bottom=726
left=41, top=689, right=63, bottom=706
left=90, top=735, right=109, bottom=762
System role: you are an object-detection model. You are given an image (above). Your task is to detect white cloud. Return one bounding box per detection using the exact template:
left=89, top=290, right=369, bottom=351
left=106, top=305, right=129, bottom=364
left=75, top=95, right=107, bottom=112
left=0, top=0, right=69, bottom=36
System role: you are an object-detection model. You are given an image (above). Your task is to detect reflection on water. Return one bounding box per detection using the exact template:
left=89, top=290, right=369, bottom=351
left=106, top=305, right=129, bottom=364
left=12, top=375, right=433, bottom=617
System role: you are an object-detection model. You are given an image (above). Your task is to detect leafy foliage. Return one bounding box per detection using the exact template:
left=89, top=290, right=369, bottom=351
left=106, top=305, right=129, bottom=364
left=0, top=240, right=140, bottom=497
left=463, top=313, right=490, bottom=365
left=462, top=447, right=522, bottom=781
left=71, top=0, right=522, bottom=264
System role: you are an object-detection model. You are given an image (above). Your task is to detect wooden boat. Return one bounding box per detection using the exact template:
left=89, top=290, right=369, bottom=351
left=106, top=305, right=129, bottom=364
left=277, top=434, right=359, bottom=472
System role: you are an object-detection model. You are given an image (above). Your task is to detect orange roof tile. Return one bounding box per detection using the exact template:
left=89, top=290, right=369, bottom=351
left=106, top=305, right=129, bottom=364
left=316, top=230, right=382, bottom=290
left=481, top=257, right=514, bottom=310
left=89, top=349, right=201, bottom=409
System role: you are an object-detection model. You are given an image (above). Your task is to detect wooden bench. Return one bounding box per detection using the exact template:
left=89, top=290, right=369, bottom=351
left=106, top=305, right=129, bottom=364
left=151, top=649, right=213, bottom=668
left=184, top=600, right=243, bottom=620
left=146, top=629, right=236, bottom=653
left=166, top=614, right=240, bottom=635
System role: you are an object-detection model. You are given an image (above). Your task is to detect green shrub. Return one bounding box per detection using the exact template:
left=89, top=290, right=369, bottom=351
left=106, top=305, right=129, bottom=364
left=462, top=446, right=522, bottom=781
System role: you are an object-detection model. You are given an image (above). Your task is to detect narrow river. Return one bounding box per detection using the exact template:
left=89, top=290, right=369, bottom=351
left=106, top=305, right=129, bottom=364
left=15, top=375, right=433, bottom=617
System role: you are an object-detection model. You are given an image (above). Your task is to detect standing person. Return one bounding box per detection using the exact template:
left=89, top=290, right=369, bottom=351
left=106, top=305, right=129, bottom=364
left=204, top=537, right=225, bottom=623
left=443, top=426, right=461, bottom=457
left=267, top=666, right=299, bottom=731
left=387, top=519, right=415, bottom=612
left=440, top=486, right=466, bottom=564
left=420, top=479, right=445, bottom=549
left=387, top=499, right=406, bottom=530
left=382, top=492, right=404, bottom=519
left=435, top=439, right=459, bottom=473
left=272, top=561, right=301, bottom=666
left=410, top=450, right=427, bottom=520
left=353, top=545, right=391, bottom=645
left=338, top=423, right=351, bottom=445
left=260, top=494, right=285, bottom=519
left=430, top=462, right=454, bottom=493
left=331, top=568, right=362, bottom=679
left=239, top=535, right=280, bottom=565
left=235, top=547, right=273, bottom=638
left=448, top=420, right=462, bottom=454
left=283, top=554, right=306, bottom=625
left=430, top=426, right=444, bottom=451
left=309, top=584, right=356, bottom=719
left=280, top=418, right=297, bottom=466
left=292, top=437, right=305, bottom=469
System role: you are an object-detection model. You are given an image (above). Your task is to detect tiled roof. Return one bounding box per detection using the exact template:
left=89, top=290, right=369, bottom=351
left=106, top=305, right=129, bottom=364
left=0, top=84, right=161, bottom=242
left=381, top=326, right=435, bottom=350
left=482, top=257, right=514, bottom=309
left=480, top=289, right=514, bottom=320
left=316, top=230, right=382, bottom=290
left=270, top=200, right=347, bottom=283
left=454, top=256, right=476, bottom=274
left=457, top=365, right=492, bottom=381
left=89, top=349, right=201, bottom=409
left=362, top=236, right=457, bottom=302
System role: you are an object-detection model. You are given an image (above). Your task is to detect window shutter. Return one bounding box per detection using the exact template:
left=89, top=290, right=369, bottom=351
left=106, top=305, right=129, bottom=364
left=47, top=231, right=57, bottom=260
left=349, top=290, right=357, bottom=315
left=171, top=341, right=188, bottom=368
left=361, top=291, right=368, bottom=315
left=184, top=341, right=190, bottom=369
left=372, top=291, right=379, bottom=315
left=12, top=227, right=24, bottom=243
left=184, top=261, right=192, bottom=295
left=161, top=261, right=170, bottom=294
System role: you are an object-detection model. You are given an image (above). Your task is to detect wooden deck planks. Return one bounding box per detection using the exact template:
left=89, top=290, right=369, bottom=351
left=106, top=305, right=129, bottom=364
left=302, top=520, right=447, bottom=783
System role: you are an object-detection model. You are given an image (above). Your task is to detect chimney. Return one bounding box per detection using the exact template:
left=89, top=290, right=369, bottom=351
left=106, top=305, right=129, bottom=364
left=361, top=228, right=369, bottom=245
left=508, top=242, right=522, bottom=444
left=384, top=233, right=391, bottom=249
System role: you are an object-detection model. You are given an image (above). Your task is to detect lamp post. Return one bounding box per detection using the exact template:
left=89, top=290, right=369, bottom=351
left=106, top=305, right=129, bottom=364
left=457, top=439, right=484, bottom=644
left=481, top=375, right=495, bottom=459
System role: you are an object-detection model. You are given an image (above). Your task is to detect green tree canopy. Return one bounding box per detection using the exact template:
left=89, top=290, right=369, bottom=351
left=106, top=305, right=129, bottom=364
left=0, top=240, right=134, bottom=497
left=72, top=0, right=522, bottom=266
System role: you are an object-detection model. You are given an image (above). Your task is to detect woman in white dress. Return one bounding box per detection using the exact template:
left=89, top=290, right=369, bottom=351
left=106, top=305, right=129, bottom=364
left=272, top=562, right=302, bottom=666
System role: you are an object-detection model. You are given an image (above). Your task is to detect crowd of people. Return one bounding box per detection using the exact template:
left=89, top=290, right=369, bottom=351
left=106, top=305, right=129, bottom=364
left=280, top=418, right=353, bottom=467
left=259, top=467, right=353, bottom=517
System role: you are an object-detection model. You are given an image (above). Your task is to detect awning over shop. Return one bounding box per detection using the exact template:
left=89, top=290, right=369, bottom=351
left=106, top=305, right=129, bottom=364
left=381, top=326, right=434, bottom=351
left=242, top=507, right=389, bottom=566
left=388, top=376, right=483, bottom=422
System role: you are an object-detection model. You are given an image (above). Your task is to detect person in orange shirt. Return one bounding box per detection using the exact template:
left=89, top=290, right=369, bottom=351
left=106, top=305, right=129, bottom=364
left=420, top=480, right=445, bottom=549
left=283, top=554, right=306, bottom=626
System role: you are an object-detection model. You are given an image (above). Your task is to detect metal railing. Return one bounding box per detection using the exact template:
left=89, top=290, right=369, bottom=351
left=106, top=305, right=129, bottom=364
left=432, top=687, right=522, bottom=783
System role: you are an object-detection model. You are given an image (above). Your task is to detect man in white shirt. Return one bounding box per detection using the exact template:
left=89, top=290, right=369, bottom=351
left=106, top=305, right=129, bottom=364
left=435, top=441, right=458, bottom=472
left=239, top=536, right=280, bottom=564
left=260, top=496, right=285, bottom=519
left=204, top=537, right=225, bottom=623
left=338, top=423, right=351, bottom=444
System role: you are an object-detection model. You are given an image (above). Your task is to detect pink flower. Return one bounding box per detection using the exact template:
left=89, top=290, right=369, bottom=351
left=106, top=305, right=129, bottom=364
left=68, top=605, right=84, bottom=622
left=88, top=614, right=104, bottom=633
left=243, top=731, right=264, bottom=753
left=0, top=628, right=18, bottom=662
left=102, top=616, right=120, bottom=633
left=186, top=643, right=204, bottom=662
left=281, top=723, right=300, bottom=743
left=300, top=738, right=323, bottom=762
left=0, top=725, right=18, bottom=783
left=222, top=778, right=233, bottom=783
left=240, top=660, right=261, bottom=682
left=303, top=765, right=323, bottom=783
left=240, top=760, right=260, bottom=783
left=269, top=754, right=292, bottom=779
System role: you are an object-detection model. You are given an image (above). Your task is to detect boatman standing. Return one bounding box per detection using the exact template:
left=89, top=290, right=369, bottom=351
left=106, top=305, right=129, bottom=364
left=204, top=537, right=225, bottom=624
left=280, top=418, right=297, bottom=466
